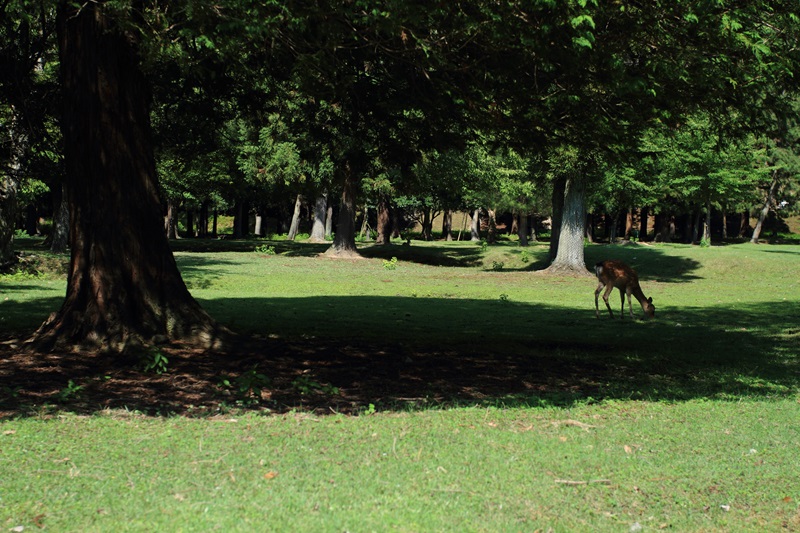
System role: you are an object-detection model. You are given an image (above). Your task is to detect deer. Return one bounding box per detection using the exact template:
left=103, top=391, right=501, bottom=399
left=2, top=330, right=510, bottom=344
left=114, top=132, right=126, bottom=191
left=594, top=260, right=655, bottom=320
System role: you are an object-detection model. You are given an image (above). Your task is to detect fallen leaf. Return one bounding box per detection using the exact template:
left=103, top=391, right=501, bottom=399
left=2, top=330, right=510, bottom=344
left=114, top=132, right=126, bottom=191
left=33, top=514, right=45, bottom=528
left=264, top=471, right=278, bottom=480
left=3, top=430, right=16, bottom=436
left=720, top=504, right=731, bottom=512
left=624, top=445, right=633, bottom=454
left=783, top=496, right=792, bottom=503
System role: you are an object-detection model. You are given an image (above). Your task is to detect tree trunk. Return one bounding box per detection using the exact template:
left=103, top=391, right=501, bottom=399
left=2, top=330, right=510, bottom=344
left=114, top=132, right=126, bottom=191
left=287, top=193, right=302, bottom=241
left=486, top=208, right=498, bottom=244
left=548, top=175, right=566, bottom=262
left=442, top=209, right=453, bottom=241
left=165, top=200, right=180, bottom=239
left=309, top=193, right=327, bottom=242
left=325, top=205, right=333, bottom=239
left=545, top=173, right=590, bottom=275
left=359, top=204, right=371, bottom=240
left=212, top=208, right=218, bottom=238
left=517, top=212, right=529, bottom=247
left=375, top=196, right=391, bottom=245
left=639, top=207, right=649, bottom=241
left=584, top=213, right=594, bottom=243
left=0, top=174, right=18, bottom=268
left=624, top=208, right=633, bottom=240
left=31, top=2, right=223, bottom=352
left=0, top=108, right=23, bottom=268
left=50, top=182, right=70, bottom=253
left=198, top=200, right=209, bottom=237
left=470, top=208, right=481, bottom=241
left=703, top=199, right=711, bottom=243
left=186, top=208, right=195, bottom=238
left=325, top=163, right=359, bottom=256
left=751, top=171, right=778, bottom=244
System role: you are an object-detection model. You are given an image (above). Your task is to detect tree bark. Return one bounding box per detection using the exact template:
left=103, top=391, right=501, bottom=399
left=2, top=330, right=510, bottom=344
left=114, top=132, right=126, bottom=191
left=375, top=196, right=391, bottom=245
left=442, top=209, right=453, bottom=241
left=545, top=173, right=591, bottom=275
left=486, top=208, right=498, bottom=244
left=31, top=2, right=223, bottom=352
left=517, top=212, right=529, bottom=247
left=548, top=175, right=566, bottom=263
left=309, top=193, right=328, bottom=242
left=470, top=208, right=481, bottom=241
left=287, top=193, right=302, bottom=240
left=325, top=163, right=359, bottom=256
left=751, top=171, right=778, bottom=244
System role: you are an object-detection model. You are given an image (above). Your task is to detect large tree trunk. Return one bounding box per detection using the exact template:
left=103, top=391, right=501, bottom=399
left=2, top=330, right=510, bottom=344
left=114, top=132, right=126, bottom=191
left=309, top=193, right=328, bottom=242
left=31, top=2, right=223, bottom=352
left=325, top=163, right=359, bottom=256
left=751, top=171, right=778, bottom=244
left=442, top=209, right=453, bottom=241
left=287, top=193, right=303, bottom=241
left=545, top=174, right=590, bottom=275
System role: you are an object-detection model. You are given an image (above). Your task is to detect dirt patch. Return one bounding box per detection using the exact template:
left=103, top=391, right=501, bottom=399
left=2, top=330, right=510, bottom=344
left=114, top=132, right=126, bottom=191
left=0, top=333, right=604, bottom=419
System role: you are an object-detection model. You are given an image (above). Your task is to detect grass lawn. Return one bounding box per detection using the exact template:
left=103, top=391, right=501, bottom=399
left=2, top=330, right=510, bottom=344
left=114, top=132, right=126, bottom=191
left=1, top=237, right=799, bottom=531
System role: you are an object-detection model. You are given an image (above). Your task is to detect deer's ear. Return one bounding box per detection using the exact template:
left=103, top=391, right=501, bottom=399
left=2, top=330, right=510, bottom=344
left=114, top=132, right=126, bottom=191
left=647, top=297, right=653, bottom=304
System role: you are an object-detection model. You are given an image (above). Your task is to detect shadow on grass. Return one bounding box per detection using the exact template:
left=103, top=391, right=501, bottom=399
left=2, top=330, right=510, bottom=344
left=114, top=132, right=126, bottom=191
left=1, top=292, right=797, bottom=418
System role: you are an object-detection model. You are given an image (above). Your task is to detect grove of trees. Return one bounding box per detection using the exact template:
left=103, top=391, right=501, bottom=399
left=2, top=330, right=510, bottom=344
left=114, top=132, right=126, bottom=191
left=1, top=0, right=798, bottom=352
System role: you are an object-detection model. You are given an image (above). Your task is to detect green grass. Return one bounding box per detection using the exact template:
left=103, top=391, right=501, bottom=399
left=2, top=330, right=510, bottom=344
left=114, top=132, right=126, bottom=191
left=2, top=237, right=799, bottom=531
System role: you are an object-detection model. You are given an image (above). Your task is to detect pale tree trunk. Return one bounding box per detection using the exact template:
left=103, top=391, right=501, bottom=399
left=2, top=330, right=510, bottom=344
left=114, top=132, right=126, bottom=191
left=31, top=1, right=223, bottom=352
left=325, top=205, right=333, bottom=239
left=359, top=204, right=371, bottom=240
left=751, top=171, right=779, bottom=244
left=254, top=213, right=263, bottom=236
left=545, top=174, right=590, bottom=275
left=287, top=193, right=302, bottom=241
left=308, top=193, right=327, bottom=242
left=470, top=208, right=481, bottom=241
left=325, top=163, right=359, bottom=256
left=624, top=209, right=633, bottom=240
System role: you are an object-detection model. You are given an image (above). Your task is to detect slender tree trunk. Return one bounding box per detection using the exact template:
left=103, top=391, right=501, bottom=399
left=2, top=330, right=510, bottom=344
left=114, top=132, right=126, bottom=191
left=545, top=173, right=590, bottom=275
left=692, top=209, right=701, bottom=244
left=703, top=200, right=712, bottom=243
left=309, top=193, right=328, bottom=242
left=325, top=205, right=333, bottom=239
left=325, top=163, right=359, bottom=256
left=584, top=213, right=594, bottom=243
left=751, top=171, right=779, bottom=244
left=721, top=210, right=728, bottom=240
left=375, top=196, right=391, bottom=245
left=254, top=213, right=263, bottom=237
left=421, top=208, right=433, bottom=241
left=639, top=207, right=649, bottom=241
left=198, top=200, right=209, bottom=237
left=186, top=208, right=195, bottom=238
left=359, top=204, right=370, bottom=240
left=287, top=193, right=303, bottom=241
left=212, top=208, right=218, bottom=238
left=624, top=208, right=633, bottom=240
left=31, top=1, right=223, bottom=352
left=470, top=208, right=481, bottom=241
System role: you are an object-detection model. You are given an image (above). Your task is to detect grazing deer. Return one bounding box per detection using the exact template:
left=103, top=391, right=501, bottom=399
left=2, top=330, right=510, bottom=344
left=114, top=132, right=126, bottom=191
left=594, top=260, right=655, bottom=319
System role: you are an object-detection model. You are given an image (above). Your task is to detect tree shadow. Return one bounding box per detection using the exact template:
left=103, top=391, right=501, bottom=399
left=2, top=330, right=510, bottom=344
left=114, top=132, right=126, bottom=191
left=1, top=293, right=797, bottom=418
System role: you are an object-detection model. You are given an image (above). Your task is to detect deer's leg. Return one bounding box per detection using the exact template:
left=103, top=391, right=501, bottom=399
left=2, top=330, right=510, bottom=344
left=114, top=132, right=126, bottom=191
left=619, top=287, right=627, bottom=319
left=602, top=285, right=615, bottom=318
left=595, top=282, right=604, bottom=318
left=626, top=288, right=635, bottom=318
